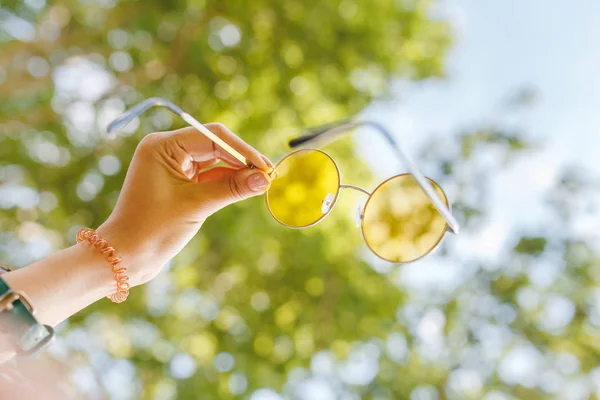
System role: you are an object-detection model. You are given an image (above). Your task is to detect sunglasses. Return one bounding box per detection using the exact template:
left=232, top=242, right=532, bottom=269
left=109, top=98, right=460, bottom=263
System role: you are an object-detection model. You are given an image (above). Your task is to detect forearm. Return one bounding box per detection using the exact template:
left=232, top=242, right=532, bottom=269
left=3, top=243, right=115, bottom=327
left=0, top=240, right=117, bottom=362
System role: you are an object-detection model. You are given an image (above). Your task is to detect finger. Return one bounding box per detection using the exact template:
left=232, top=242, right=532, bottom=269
left=203, top=123, right=270, bottom=171
left=261, top=155, right=275, bottom=173
left=194, top=159, right=220, bottom=171
left=167, top=124, right=270, bottom=171
left=184, top=160, right=221, bottom=181
left=164, top=126, right=243, bottom=167
left=194, top=168, right=271, bottom=212
left=195, top=166, right=238, bottom=183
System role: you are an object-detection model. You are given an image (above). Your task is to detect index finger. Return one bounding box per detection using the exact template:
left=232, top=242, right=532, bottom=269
left=167, top=123, right=272, bottom=172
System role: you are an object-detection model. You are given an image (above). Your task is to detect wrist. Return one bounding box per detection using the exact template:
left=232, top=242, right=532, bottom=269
left=3, top=244, right=116, bottom=327
left=71, top=244, right=116, bottom=300
left=96, top=219, right=159, bottom=287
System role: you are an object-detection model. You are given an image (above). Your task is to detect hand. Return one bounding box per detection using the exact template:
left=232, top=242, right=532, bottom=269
left=97, top=124, right=274, bottom=286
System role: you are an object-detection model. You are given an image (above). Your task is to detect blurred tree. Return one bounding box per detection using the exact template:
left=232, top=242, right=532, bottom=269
left=0, top=0, right=452, bottom=398
left=3, top=1, right=600, bottom=400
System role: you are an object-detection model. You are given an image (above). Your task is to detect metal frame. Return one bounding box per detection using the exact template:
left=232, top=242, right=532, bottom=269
left=266, top=149, right=454, bottom=263
left=278, top=120, right=461, bottom=263
left=288, top=120, right=460, bottom=235
left=265, top=149, right=342, bottom=229
left=360, top=173, right=450, bottom=263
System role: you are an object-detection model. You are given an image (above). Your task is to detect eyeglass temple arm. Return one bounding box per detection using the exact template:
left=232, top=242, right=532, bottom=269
left=107, top=97, right=251, bottom=167
left=288, top=120, right=461, bottom=234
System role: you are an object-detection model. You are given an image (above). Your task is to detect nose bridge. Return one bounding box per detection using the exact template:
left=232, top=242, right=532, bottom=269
left=340, top=184, right=371, bottom=197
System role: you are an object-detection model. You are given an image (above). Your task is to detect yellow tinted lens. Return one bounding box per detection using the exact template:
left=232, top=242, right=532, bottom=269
left=266, top=150, right=340, bottom=227
left=362, top=175, right=448, bottom=263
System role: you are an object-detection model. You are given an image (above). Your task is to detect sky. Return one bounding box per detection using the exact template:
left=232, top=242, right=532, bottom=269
left=362, top=0, right=600, bottom=173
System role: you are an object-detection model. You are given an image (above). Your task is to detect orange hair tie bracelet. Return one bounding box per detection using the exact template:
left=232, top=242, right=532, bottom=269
left=76, top=228, right=130, bottom=303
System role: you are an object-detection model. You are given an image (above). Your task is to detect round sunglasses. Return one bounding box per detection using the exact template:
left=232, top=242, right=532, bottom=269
left=109, top=98, right=460, bottom=263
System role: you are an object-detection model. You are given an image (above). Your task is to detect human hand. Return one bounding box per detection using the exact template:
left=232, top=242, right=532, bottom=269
left=97, top=124, right=274, bottom=286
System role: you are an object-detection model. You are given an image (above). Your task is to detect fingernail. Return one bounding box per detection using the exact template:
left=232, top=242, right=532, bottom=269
left=248, top=173, right=270, bottom=192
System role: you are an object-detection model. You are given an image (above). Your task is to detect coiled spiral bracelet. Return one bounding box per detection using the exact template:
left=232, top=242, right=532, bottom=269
left=76, top=228, right=130, bottom=303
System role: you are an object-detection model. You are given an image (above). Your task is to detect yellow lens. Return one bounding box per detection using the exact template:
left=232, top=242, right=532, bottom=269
left=362, top=174, right=448, bottom=263
left=266, top=150, right=340, bottom=228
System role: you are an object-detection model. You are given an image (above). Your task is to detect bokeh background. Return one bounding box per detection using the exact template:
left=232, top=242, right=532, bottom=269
left=2, top=0, right=600, bottom=399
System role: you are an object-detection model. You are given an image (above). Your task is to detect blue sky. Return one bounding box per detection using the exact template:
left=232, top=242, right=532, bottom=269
left=361, top=0, right=600, bottom=174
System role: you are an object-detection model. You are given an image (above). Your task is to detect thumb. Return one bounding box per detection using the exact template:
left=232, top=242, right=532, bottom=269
left=196, top=167, right=272, bottom=212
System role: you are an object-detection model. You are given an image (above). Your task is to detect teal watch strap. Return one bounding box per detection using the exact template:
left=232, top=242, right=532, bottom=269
left=0, top=277, right=55, bottom=355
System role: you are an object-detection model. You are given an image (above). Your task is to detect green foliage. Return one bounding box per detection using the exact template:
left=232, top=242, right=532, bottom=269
left=0, top=0, right=453, bottom=398
left=3, top=1, right=599, bottom=400
left=514, top=237, right=547, bottom=256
